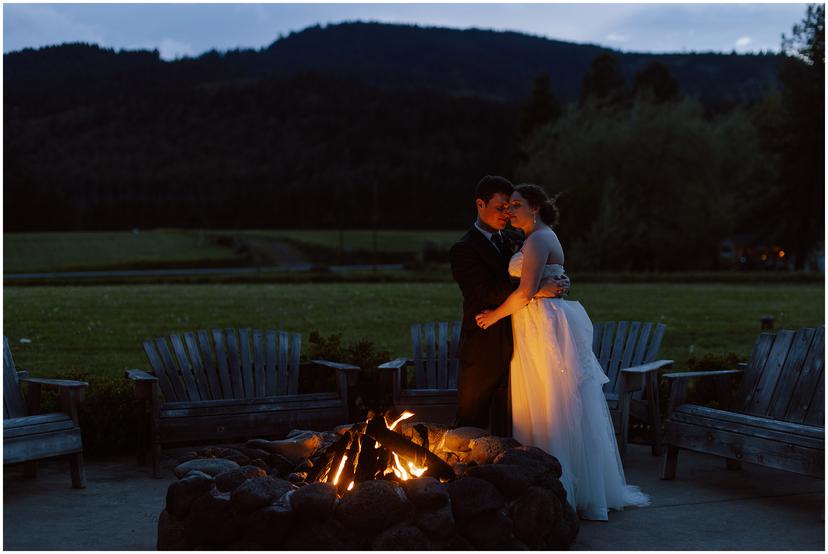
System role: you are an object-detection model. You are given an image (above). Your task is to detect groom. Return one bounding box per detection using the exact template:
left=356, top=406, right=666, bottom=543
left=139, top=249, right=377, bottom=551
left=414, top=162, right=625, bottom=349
left=450, top=176, right=570, bottom=435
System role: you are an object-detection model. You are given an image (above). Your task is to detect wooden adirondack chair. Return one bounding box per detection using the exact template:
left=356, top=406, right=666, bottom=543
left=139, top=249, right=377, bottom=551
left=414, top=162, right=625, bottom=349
left=378, top=321, right=462, bottom=424
left=3, top=337, right=88, bottom=488
left=660, top=326, right=824, bottom=480
left=593, top=321, right=673, bottom=457
left=379, top=320, right=670, bottom=457
left=126, top=328, right=359, bottom=477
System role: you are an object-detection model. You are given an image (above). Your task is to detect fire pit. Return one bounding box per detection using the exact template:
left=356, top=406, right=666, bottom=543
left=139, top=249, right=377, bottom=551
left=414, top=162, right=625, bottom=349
left=157, top=412, right=579, bottom=550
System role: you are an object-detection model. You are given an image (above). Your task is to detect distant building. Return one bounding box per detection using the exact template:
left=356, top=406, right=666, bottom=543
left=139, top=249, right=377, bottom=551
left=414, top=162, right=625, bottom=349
left=718, top=232, right=788, bottom=270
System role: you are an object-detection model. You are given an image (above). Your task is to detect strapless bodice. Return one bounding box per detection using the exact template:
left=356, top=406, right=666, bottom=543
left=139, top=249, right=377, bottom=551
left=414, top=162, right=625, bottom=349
left=508, top=250, right=565, bottom=279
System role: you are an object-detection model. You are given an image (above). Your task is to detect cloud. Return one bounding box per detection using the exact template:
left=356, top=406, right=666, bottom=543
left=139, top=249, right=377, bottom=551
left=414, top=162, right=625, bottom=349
left=605, top=32, right=629, bottom=43
left=157, top=39, right=195, bottom=60
left=735, top=36, right=752, bottom=48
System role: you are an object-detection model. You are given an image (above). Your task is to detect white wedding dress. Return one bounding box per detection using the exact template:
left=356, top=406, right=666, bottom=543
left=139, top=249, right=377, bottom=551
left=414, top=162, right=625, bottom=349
left=508, top=251, right=651, bottom=521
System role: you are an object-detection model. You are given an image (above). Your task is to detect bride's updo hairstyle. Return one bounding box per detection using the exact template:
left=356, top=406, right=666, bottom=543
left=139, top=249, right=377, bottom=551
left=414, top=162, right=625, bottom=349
left=514, top=184, right=560, bottom=228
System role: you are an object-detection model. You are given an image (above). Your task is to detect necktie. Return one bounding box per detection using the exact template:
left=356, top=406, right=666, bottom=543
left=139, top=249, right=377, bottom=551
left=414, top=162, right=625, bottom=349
left=491, top=233, right=507, bottom=256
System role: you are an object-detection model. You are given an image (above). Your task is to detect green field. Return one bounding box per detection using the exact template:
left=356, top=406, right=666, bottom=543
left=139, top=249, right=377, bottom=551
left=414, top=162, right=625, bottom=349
left=3, top=282, right=823, bottom=378
left=3, top=229, right=240, bottom=273
left=3, top=229, right=465, bottom=273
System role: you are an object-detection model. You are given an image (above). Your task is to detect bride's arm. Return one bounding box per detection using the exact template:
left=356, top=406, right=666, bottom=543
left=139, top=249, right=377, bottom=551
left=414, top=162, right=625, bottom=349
left=475, top=234, right=549, bottom=329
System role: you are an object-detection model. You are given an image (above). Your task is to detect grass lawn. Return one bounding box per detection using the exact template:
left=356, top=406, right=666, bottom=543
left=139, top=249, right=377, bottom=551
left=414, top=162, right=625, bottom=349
left=4, top=229, right=241, bottom=273
left=3, top=281, right=823, bottom=378
left=227, top=229, right=464, bottom=253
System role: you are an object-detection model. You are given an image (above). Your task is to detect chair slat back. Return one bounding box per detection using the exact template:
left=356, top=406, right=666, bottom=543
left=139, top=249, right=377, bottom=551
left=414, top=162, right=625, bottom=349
left=448, top=321, right=461, bottom=389
left=593, top=321, right=667, bottom=395
left=143, top=329, right=303, bottom=402
left=3, top=337, right=28, bottom=419
left=736, top=327, right=824, bottom=425
left=411, top=321, right=461, bottom=390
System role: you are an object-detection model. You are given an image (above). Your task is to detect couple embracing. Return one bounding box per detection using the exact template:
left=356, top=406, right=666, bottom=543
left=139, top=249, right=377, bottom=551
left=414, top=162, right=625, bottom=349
left=449, top=176, right=650, bottom=521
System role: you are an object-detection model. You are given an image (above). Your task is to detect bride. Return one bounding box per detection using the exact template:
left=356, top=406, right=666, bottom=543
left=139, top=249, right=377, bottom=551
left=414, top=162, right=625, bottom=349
left=474, top=183, right=651, bottom=521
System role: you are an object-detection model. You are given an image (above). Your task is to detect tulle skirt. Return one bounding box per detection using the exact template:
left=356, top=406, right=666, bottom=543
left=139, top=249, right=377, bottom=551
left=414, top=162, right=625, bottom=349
left=510, top=297, right=651, bottom=520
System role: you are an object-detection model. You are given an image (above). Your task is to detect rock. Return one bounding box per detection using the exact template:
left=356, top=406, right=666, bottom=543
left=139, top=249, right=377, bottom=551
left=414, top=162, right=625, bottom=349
left=399, top=421, right=450, bottom=448
left=286, top=472, right=306, bottom=484
left=191, top=446, right=250, bottom=466
left=174, top=458, right=240, bottom=479
left=336, top=480, right=410, bottom=532
left=460, top=509, right=528, bottom=550
left=431, top=533, right=475, bottom=550
left=452, top=462, right=472, bottom=478
left=443, top=427, right=488, bottom=451
left=249, top=459, right=270, bottom=474
left=372, top=524, right=431, bottom=550
left=294, top=458, right=314, bottom=473
left=548, top=500, right=580, bottom=549
left=509, top=486, right=563, bottom=548
left=333, top=423, right=352, bottom=435
left=230, top=476, right=295, bottom=515
left=401, top=477, right=449, bottom=509
left=243, top=502, right=294, bottom=548
left=230, top=446, right=271, bottom=462
left=467, top=436, right=520, bottom=465
left=215, top=465, right=268, bottom=493
left=446, top=476, right=505, bottom=522
left=465, top=464, right=532, bottom=498
left=494, top=446, right=563, bottom=479
left=247, top=433, right=321, bottom=464
left=289, top=482, right=338, bottom=519
left=283, top=517, right=370, bottom=550
left=183, top=489, right=240, bottom=546
left=166, top=470, right=215, bottom=518
left=157, top=509, right=188, bottom=550
left=267, top=453, right=296, bottom=476
left=533, top=471, right=568, bottom=503
left=414, top=504, right=455, bottom=540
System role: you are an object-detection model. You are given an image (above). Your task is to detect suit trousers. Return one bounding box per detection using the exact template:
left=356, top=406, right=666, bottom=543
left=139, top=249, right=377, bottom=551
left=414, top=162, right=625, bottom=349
left=456, top=358, right=512, bottom=436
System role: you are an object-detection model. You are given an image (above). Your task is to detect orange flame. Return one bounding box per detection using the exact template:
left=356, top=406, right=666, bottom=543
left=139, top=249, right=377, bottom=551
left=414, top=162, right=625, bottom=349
left=330, top=454, right=348, bottom=485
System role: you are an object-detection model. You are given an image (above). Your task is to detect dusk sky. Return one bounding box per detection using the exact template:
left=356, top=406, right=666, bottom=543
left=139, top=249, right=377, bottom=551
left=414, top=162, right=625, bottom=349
left=4, top=2, right=809, bottom=61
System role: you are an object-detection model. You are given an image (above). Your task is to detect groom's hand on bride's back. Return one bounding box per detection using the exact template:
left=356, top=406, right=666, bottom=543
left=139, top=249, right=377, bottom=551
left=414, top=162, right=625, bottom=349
left=534, top=274, right=570, bottom=299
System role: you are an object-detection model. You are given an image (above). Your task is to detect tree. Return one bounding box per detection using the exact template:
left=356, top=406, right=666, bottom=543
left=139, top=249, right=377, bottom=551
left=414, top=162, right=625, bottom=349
left=519, top=73, right=562, bottom=138
left=579, top=53, right=627, bottom=106
left=776, top=3, right=825, bottom=269
left=633, top=61, right=680, bottom=103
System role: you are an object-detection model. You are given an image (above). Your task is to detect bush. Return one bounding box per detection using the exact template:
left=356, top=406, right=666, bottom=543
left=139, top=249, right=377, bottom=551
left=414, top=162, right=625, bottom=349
left=657, top=352, right=745, bottom=415
left=307, top=331, right=393, bottom=418
left=35, top=369, right=138, bottom=456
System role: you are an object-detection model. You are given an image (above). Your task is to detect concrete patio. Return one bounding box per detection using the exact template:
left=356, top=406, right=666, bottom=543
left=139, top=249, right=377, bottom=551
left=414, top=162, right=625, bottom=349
left=3, top=443, right=824, bottom=550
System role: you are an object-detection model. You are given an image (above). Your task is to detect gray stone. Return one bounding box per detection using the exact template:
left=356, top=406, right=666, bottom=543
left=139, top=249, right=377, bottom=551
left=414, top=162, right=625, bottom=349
left=460, top=509, right=528, bottom=550
left=446, top=476, right=505, bottom=522
left=283, top=517, right=370, bottom=550
left=467, top=436, right=521, bottom=465
left=431, top=533, right=475, bottom=550
left=443, top=427, right=488, bottom=451
left=215, top=465, right=268, bottom=493
left=249, top=459, right=270, bottom=474
left=267, top=453, right=296, bottom=476
left=243, top=502, right=294, bottom=548
left=547, top=500, right=580, bottom=549
left=289, top=482, right=338, bottom=519
left=165, top=470, right=215, bottom=518
left=230, top=476, right=295, bottom=515
left=401, top=477, right=449, bottom=509
left=191, top=446, right=250, bottom=466
left=157, top=509, right=188, bottom=550
left=336, top=480, right=410, bottom=532
left=509, top=486, right=564, bottom=549
left=414, top=504, right=455, bottom=540
left=372, top=524, right=431, bottom=550
left=174, top=458, right=240, bottom=479
left=534, top=471, right=568, bottom=503
left=466, top=463, right=532, bottom=498
left=183, top=489, right=241, bottom=546
left=230, top=446, right=271, bottom=462
left=494, top=446, right=563, bottom=479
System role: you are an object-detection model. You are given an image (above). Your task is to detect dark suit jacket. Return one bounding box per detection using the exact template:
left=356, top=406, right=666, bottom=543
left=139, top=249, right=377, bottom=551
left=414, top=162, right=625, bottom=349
left=449, top=226, right=522, bottom=369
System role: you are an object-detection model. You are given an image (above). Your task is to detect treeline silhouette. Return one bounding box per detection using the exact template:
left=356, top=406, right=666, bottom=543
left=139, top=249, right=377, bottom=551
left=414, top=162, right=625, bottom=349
left=4, top=19, right=821, bottom=269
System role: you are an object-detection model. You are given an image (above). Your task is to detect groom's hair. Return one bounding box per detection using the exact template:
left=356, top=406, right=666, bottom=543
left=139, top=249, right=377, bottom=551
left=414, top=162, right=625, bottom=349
left=474, top=175, right=514, bottom=204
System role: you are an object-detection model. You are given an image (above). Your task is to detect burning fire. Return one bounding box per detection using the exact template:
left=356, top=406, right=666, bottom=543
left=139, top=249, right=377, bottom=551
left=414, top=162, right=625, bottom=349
left=320, top=410, right=433, bottom=494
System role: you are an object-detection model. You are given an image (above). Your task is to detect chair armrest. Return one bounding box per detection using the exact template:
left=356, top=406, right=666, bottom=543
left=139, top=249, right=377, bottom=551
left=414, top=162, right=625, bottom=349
left=19, top=376, right=89, bottom=389
left=311, top=359, right=360, bottom=373
left=662, top=369, right=743, bottom=381
left=16, top=369, right=30, bottom=379
left=621, top=359, right=674, bottom=374
left=377, top=358, right=409, bottom=370
left=125, top=369, right=158, bottom=382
